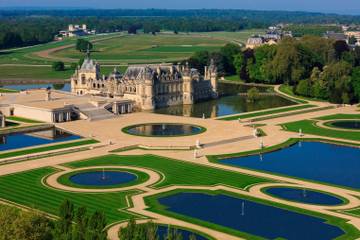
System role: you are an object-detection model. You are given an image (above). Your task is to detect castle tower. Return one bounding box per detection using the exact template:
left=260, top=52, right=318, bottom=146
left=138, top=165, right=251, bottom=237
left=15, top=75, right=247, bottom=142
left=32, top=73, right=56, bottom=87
left=142, top=66, right=155, bottom=110
left=208, top=59, right=218, bottom=98
left=71, top=47, right=100, bottom=95
left=182, top=62, right=194, bottom=105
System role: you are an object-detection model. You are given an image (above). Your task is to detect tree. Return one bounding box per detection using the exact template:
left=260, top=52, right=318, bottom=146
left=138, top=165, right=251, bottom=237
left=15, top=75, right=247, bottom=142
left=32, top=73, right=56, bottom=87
left=70, top=63, right=78, bottom=70
left=187, top=51, right=209, bottom=74
left=53, top=84, right=65, bottom=90
left=54, top=200, right=74, bottom=239
left=247, top=87, right=260, bottom=102
left=352, top=67, right=360, bottom=101
left=349, top=36, right=357, bottom=45
left=295, top=79, right=312, bottom=97
left=333, top=40, right=349, bottom=60
left=128, top=25, right=138, bottom=34
left=76, top=39, right=93, bottom=52
left=233, top=53, right=247, bottom=80
left=220, top=43, right=242, bottom=75
left=52, top=61, right=65, bottom=71
left=0, top=205, right=53, bottom=240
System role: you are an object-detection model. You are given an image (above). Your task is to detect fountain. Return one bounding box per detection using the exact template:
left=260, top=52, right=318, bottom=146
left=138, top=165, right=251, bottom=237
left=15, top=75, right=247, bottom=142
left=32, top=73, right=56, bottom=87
left=101, top=168, right=106, bottom=180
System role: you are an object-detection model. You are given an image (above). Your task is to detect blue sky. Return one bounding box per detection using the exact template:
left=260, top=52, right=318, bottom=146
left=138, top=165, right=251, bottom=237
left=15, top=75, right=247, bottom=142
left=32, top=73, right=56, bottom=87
left=0, top=0, right=359, bottom=14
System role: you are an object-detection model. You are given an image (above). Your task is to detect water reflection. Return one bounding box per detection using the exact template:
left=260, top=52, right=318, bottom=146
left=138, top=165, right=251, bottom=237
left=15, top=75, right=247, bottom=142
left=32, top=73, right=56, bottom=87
left=0, top=128, right=81, bottom=151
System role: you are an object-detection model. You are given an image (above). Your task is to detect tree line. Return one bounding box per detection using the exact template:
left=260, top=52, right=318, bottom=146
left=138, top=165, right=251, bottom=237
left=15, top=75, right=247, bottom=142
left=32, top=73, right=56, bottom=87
left=0, top=15, right=261, bottom=50
left=0, top=200, right=107, bottom=240
left=186, top=37, right=360, bottom=104
left=2, top=9, right=360, bottom=24
left=2, top=8, right=360, bottom=50
left=0, top=201, right=200, bottom=240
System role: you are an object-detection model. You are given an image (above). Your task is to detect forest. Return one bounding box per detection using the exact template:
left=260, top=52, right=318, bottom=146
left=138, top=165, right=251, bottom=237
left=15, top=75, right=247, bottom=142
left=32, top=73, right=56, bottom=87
left=189, top=37, right=360, bottom=104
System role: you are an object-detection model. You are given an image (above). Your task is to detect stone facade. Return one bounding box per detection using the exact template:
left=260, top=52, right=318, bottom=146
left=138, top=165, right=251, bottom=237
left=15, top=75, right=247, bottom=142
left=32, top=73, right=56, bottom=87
left=0, top=112, right=5, bottom=128
left=71, top=52, right=218, bottom=110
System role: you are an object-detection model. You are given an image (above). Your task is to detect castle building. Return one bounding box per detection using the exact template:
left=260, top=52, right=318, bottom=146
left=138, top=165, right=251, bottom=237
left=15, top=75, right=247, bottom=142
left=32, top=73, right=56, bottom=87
left=0, top=112, right=5, bottom=128
left=71, top=51, right=218, bottom=110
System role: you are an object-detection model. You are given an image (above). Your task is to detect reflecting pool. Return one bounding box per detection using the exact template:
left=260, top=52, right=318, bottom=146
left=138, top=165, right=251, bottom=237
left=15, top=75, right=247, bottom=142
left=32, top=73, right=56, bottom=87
left=124, top=123, right=204, bottom=137
left=153, top=83, right=296, bottom=118
left=329, top=120, right=360, bottom=130
left=264, top=187, right=344, bottom=206
left=158, top=192, right=345, bottom=240
left=220, top=142, right=360, bottom=189
left=3, top=83, right=71, bottom=92
left=0, top=128, right=81, bottom=151
left=69, top=171, right=137, bottom=186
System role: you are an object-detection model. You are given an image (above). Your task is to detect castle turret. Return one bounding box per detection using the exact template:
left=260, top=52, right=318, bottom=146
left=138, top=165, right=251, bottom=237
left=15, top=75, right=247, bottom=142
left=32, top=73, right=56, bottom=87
left=208, top=59, right=218, bottom=98
left=142, top=66, right=155, bottom=110
left=182, top=62, right=194, bottom=105
left=71, top=47, right=100, bottom=95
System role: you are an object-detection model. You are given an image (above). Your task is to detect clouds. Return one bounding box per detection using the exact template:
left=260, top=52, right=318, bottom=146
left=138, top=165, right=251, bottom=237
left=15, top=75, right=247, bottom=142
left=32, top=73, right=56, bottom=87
left=0, top=0, right=359, bottom=14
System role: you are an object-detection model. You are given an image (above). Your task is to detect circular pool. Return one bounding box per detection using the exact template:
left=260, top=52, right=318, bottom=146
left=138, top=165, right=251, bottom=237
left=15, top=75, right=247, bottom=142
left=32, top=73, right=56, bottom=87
left=123, top=123, right=205, bottom=137
left=264, top=187, right=345, bottom=206
left=69, top=170, right=137, bottom=187
left=327, top=120, right=360, bottom=130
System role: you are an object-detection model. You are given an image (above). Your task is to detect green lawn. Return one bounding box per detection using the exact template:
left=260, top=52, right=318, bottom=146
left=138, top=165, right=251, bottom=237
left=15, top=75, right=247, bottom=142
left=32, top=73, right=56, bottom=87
left=0, top=65, right=127, bottom=81
left=250, top=106, right=333, bottom=122
left=0, top=33, right=119, bottom=65
left=200, top=30, right=265, bottom=45
left=315, top=114, right=360, bottom=120
left=344, top=208, right=360, bottom=218
left=219, top=104, right=316, bottom=121
left=278, top=84, right=326, bottom=103
left=281, top=120, right=360, bottom=141
left=0, top=168, right=136, bottom=224
left=0, top=66, right=74, bottom=80
left=0, top=88, right=19, bottom=93
left=64, top=154, right=270, bottom=189
left=6, top=116, right=43, bottom=123
left=0, top=139, right=99, bottom=159
left=51, top=33, right=229, bottom=64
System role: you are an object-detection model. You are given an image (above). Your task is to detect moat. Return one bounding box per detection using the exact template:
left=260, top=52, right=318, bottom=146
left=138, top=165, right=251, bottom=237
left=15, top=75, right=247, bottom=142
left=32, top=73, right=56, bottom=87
left=153, top=83, right=296, bottom=118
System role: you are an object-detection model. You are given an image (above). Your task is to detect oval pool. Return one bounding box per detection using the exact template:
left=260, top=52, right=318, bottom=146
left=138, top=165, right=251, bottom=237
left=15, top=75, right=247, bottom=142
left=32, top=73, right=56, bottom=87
left=156, top=191, right=345, bottom=240
left=328, top=120, right=360, bottom=130
left=69, top=171, right=137, bottom=187
left=264, top=187, right=344, bottom=206
left=123, top=123, right=205, bottom=137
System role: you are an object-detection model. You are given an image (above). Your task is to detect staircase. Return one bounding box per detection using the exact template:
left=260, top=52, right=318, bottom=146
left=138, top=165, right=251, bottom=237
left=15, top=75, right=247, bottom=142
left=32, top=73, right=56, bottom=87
left=74, top=103, right=116, bottom=121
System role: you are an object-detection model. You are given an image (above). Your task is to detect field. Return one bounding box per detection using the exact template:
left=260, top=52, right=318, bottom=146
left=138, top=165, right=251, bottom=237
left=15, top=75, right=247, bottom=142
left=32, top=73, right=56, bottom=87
left=0, top=65, right=127, bottom=81
left=0, top=30, right=261, bottom=80
left=51, top=33, right=228, bottom=64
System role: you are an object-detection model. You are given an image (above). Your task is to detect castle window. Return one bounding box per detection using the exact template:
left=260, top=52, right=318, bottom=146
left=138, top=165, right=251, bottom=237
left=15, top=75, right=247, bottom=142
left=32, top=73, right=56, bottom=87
left=93, top=83, right=96, bottom=88
left=81, top=74, right=86, bottom=84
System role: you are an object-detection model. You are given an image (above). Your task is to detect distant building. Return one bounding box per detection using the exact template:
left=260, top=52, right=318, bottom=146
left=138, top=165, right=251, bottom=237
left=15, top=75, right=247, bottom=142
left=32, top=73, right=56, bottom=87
left=345, top=31, right=360, bottom=45
left=324, top=31, right=347, bottom=42
left=56, top=24, right=96, bottom=40
left=246, top=36, right=265, bottom=49
left=0, top=112, right=5, bottom=128
left=245, top=28, right=291, bottom=49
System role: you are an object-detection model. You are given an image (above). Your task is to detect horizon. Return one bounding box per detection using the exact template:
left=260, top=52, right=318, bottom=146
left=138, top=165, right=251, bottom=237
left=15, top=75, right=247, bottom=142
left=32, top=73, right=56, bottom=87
left=0, top=0, right=359, bottom=15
